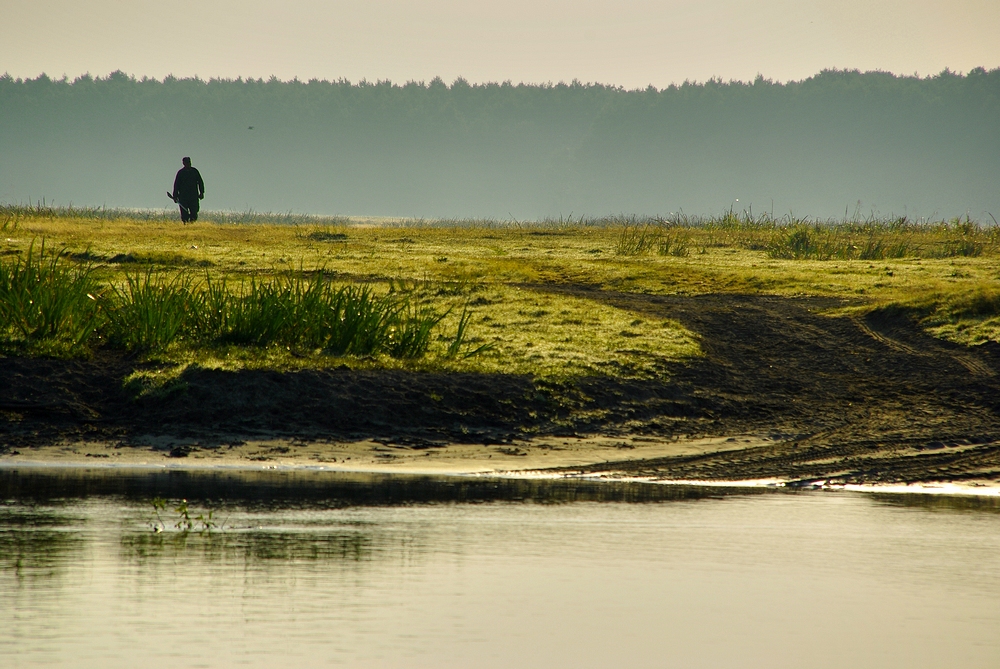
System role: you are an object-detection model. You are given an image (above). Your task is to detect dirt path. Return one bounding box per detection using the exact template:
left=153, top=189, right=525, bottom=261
left=2, top=290, right=999, bottom=484
left=542, top=288, right=1000, bottom=484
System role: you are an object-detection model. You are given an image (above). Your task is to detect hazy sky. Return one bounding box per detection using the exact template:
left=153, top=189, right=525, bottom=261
left=2, top=0, right=997, bottom=87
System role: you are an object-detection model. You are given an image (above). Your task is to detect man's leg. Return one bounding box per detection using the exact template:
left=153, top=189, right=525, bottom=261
left=180, top=201, right=199, bottom=223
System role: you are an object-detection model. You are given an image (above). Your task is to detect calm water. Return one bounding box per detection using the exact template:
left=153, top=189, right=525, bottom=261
left=1, top=469, right=999, bottom=668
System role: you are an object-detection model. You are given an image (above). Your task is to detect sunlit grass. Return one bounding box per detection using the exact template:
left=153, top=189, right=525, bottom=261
left=418, top=284, right=700, bottom=378
left=3, top=209, right=999, bottom=379
left=883, top=280, right=1000, bottom=346
left=0, top=240, right=100, bottom=354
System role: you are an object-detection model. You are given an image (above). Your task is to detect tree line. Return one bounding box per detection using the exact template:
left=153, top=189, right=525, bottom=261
left=1, top=68, right=997, bottom=218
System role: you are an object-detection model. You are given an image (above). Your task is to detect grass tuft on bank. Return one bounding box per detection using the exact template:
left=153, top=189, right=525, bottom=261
left=0, top=241, right=101, bottom=354
left=0, top=245, right=452, bottom=361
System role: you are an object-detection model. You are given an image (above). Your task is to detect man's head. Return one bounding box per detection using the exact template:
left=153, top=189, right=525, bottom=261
left=182, top=157, right=191, bottom=167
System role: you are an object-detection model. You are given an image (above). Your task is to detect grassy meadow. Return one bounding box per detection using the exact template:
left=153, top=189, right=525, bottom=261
left=2, top=207, right=999, bottom=386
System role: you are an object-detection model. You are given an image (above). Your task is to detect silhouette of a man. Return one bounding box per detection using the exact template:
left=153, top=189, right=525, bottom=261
left=171, top=157, right=205, bottom=223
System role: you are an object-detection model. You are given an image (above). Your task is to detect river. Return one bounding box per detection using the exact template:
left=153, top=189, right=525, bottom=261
left=2, top=468, right=999, bottom=668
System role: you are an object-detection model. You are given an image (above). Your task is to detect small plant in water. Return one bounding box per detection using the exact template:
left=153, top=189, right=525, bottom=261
left=149, top=497, right=218, bottom=534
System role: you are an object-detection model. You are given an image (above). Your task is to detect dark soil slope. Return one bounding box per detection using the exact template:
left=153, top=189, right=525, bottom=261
left=2, top=291, right=999, bottom=483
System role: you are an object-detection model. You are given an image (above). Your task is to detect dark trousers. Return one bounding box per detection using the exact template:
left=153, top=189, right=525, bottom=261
left=178, top=199, right=200, bottom=223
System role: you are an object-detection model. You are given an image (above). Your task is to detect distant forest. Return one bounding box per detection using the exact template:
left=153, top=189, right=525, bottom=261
left=1, top=69, right=998, bottom=219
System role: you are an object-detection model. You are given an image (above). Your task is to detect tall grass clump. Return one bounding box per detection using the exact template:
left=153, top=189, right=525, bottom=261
left=614, top=219, right=691, bottom=257
left=855, top=231, right=913, bottom=260
left=768, top=226, right=826, bottom=259
left=201, top=276, right=297, bottom=346
left=756, top=214, right=1000, bottom=261
left=0, top=242, right=100, bottom=351
left=943, top=239, right=984, bottom=257
left=656, top=228, right=691, bottom=257
left=934, top=217, right=987, bottom=257
left=103, top=269, right=199, bottom=352
left=614, top=221, right=659, bottom=255
left=700, top=207, right=781, bottom=249
left=0, top=240, right=459, bottom=359
left=386, top=304, right=445, bottom=358
left=199, top=273, right=444, bottom=358
left=320, top=284, right=399, bottom=355
left=766, top=224, right=914, bottom=260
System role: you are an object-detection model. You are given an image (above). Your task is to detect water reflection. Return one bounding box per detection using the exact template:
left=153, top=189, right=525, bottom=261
left=0, top=467, right=764, bottom=506
left=0, top=505, right=85, bottom=581
left=120, top=530, right=376, bottom=564
left=870, top=491, right=1000, bottom=514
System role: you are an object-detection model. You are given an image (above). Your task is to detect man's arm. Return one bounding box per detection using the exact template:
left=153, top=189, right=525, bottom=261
left=196, top=170, right=205, bottom=199
left=172, top=170, right=182, bottom=199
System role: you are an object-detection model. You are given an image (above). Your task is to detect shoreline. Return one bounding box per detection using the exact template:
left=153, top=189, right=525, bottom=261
left=0, top=432, right=773, bottom=476
left=4, top=446, right=999, bottom=498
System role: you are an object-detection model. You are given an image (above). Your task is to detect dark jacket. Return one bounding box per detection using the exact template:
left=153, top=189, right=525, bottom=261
left=173, top=166, right=205, bottom=203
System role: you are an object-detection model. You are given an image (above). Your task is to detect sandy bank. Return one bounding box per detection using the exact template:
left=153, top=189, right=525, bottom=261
left=0, top=433, right=770, bottom=475
left=3, top=434, right=999, bottom=497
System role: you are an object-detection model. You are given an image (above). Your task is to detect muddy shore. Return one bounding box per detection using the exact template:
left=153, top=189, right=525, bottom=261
left=3, top=291, right=1000, bottom=487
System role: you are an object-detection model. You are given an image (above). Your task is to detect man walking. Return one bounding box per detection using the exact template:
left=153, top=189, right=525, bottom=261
left=170, top=156, right=205, bottom=223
